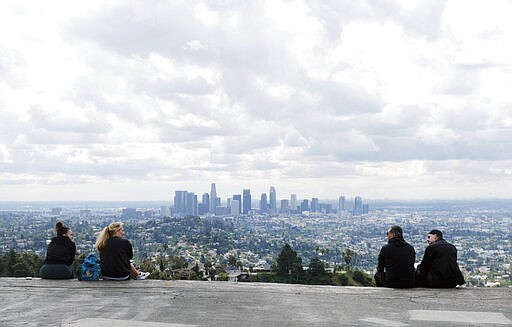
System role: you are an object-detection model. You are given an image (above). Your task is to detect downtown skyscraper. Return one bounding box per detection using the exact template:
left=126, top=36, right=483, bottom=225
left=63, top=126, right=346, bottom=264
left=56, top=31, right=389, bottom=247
left=243, top=189, right=251, bottom=214
left=269, top=186, right=277, bottom=214
left=290, top=194, right=297, bottom=212
left=260, top=193, right=268, bottom=212
left=210, top=183, right=217, bottom=215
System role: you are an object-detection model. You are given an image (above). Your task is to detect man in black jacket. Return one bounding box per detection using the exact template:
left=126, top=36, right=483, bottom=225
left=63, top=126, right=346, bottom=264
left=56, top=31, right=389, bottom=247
left=416, top=229, right=465, bottom=288
left=374, top=225, right=415, bottom=288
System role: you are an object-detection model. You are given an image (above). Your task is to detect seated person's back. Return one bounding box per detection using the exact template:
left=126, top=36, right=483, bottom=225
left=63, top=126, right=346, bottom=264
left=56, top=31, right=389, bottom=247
left=100, top=236, right=133, bottom=278
left=416, top=229, right=465, bottom=288
left=95, top=221, right=149, bottom=280
left=375, top=225, right=416, bottom=288
left=40, top=221, right=76, bottom=279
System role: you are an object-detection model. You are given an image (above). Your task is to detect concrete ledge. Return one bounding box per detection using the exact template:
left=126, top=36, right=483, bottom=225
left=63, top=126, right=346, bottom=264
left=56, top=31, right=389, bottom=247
left=0, top=278, right=510, bottom=326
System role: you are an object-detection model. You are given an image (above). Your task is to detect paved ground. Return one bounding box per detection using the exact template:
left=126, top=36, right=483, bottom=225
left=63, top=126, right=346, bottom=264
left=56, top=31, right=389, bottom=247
left=0, top=278, right=510, bottom=326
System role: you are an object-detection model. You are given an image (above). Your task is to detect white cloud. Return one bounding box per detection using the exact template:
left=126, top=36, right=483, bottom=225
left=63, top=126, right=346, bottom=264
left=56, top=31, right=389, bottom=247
left=0, top=0, right=511, bottom=200
left=0, top=144, right=12, bottom=163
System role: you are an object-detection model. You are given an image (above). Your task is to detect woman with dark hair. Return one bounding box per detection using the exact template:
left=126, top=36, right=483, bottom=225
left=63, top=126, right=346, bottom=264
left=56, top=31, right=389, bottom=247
left=95, top=221, right=149, bottom=280
left=39, top=221, right=76, bottom=279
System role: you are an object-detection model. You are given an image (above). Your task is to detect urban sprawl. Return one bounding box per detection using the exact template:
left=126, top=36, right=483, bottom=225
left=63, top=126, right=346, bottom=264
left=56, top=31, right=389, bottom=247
left=0, top=184, right=510, bottom=287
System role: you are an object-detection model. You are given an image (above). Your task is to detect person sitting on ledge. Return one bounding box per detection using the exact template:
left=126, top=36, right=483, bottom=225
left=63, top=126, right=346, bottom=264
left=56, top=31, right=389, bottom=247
left=39, top=221, right=76, bottom=279
left=415, top=229, right=465, bottom=288
left=374, top=225, right=416, bottom=288
left=95, top=221, right=150, bottom=280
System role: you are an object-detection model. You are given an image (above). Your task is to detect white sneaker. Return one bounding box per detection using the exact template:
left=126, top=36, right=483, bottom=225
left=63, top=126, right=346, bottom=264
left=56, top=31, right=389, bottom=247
left=136, top=271, right=150, bottom=280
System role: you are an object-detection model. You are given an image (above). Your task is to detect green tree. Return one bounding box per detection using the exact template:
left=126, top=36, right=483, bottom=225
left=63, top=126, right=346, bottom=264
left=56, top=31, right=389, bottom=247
left=192, top=262, right=201, bottom=277
left=12, top=262, right=31, bottom=277
left=276, top=243, right=303, bottom=275
left=308, top=257, right=325, bottom=276
left=228, top=255, right=238, bottom=267
left=159, top=259, right=165, bottom=272
left=170, top=255, right=187, bottom=269
left=0, top=250, right=43, bottom=277
left=217, top=271, right=229, bottom=281
left=8, top=249, right=16, bottom=275
left=342, top=248, right=357, bottom=271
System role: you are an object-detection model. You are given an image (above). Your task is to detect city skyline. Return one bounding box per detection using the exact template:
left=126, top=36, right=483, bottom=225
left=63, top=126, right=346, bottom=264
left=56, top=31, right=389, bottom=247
left=170, top=183, right=364, bottom=217
left=1, top=2, right=512, bottom=201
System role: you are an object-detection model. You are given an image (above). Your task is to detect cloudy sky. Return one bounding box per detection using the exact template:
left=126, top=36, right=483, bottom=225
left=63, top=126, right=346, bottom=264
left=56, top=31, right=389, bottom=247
left=1, top=0, right=511, bottom=201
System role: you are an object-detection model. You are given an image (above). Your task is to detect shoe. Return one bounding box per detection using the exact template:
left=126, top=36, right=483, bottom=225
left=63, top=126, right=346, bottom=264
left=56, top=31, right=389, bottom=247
left=136, top=271, right=150, bottom=280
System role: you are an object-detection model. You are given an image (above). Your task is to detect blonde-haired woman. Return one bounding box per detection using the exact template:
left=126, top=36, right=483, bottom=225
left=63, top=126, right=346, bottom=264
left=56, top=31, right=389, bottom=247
left=96, top=222, right=149, bottom=280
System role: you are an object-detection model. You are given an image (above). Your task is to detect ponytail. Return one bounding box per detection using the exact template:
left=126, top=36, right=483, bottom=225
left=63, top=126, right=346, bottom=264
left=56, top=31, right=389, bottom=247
left=95, top=222, right=123, bottom=253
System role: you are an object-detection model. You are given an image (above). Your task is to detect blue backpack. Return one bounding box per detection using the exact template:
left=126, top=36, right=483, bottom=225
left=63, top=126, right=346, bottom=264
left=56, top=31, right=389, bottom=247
left=80, top=253, right=101, bottom=281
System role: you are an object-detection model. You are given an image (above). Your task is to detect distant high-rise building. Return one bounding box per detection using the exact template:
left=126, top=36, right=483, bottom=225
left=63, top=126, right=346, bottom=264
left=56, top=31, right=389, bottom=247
left=321, top=203, right=332, bottom=214
left=353, top=196, right=363, bottom=216
left=231, top=200, right=240, bottom=216
left=243, top=189, right=251, bottom=214
left=338, top=195, right=345, bottom=214
left=269, top=186, right=277, bottom=213
left=202, top=193, right=210, bottom=211
left=174, top=191, right=188, bottom=214
left=290, top=194, right=297, bottom=212
left=260, top=193, right=268, bottom=212
left=233, top=194, right=242, bottom=215
left=363, top=204, right=369, bottom=215
left=311, top=198, right=319, bottom=212
left=185, top=192, right=197, bottom=216
left=300, top=199, right=309, bottom=212
left=210, top=183, right=217, bottom=215
left=280, top=199, right=289, bottom=213
left=173, top=191, right=198, bottom=216
left=199, top=193, right=210, bottom=215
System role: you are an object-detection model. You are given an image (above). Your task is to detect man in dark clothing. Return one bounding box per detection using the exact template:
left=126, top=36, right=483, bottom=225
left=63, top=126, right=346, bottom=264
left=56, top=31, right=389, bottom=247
left=416, top=229, right=465, bottom=288
left=375, top=225, right=415, bottom=288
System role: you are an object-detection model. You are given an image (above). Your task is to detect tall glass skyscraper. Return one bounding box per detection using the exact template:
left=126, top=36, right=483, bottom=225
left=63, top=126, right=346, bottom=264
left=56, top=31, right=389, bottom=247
left=269, top=186, right=276, bottom=213
left=173, top=191, right=187, bottom=214
left=233, top=194, right=241, bottom=215
left=243, top=189, right=251, bottom=214
left=260, top=193, right=268, bottom=212
left=338, top=195, right=345, bottom=216
left=290, top=194, right=297, bottom=212
left=173, top=191, right=197, bottom=216
left=311, top=197, right=319, bottom=212
left=354, top=196, right=363, bottom=216
left=210, top=183, right=217, bottom=215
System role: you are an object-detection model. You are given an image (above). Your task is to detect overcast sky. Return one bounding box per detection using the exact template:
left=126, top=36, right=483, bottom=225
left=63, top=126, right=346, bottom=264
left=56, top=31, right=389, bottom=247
left=1, top=0, right=511, bottom=201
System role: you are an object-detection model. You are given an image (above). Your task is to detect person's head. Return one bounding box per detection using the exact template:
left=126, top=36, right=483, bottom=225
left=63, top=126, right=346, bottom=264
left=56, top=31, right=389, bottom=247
left=95, top=222, right=124, bottom=252
left=55, top=221, right=72, bottom=239
left=427, top=229, right=443, bottom=244
left=387, top=225, right=403, bottom=240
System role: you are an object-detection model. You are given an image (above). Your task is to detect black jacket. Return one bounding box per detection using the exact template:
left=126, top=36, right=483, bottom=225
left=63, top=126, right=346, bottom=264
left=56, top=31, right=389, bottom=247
left=377, top=237, right=415, bottom=288
left=44, top=236, right=76, bottom=266
left=417, top=238, right=465, bottom=288
left=100, top=237, right=133, bottom=278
